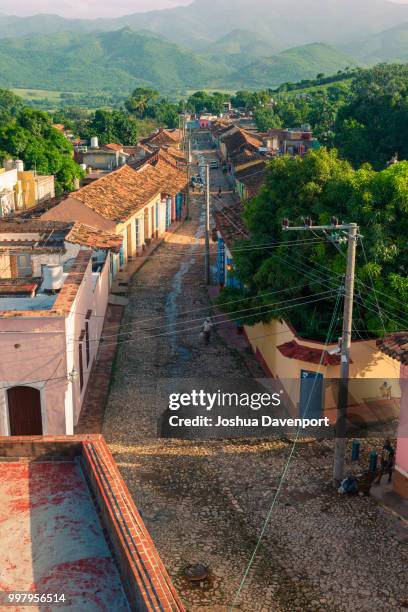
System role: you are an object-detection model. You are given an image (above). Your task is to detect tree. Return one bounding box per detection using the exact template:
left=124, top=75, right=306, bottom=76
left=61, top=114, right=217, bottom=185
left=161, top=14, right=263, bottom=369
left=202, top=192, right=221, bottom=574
left=187, top=91, right=229, bottom=115
left=84, top=110, right=139, bottom=145
left=0, top=105, right=83, bottom=193
left=334, top=64, right=408, bottom=169
left=218, top=148, right=408, bottom=340
left=0, top=89, right=25, bottom=123
left=125, top=88, right=158, bottom=119
left=253, top=107, right=282, bottom=131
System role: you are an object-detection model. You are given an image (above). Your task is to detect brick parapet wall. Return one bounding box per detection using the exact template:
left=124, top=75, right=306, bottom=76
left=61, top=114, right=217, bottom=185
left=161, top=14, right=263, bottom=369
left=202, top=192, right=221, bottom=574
left=0, top=435, right=185, bottom=611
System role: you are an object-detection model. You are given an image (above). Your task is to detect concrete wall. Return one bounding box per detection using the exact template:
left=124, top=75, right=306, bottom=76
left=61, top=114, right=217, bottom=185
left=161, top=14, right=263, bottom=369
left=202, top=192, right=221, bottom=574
left=41, top=197, right=116, bottom=233
left=0, top=316, right=68, bottom=435
left=395, top=364, right=408, bottom=497
left=65, top=255, right=110, bottom=430
left=0, top=254, right=111, bottom=436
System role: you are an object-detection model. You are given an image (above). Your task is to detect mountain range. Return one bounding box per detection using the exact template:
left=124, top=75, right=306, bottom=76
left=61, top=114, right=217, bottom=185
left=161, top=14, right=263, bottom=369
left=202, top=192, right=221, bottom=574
left=1, top=0, right=408, bottom=49
left=0, top=30, right=359, bottom=94
left=0, top=0, right=407, bottom=95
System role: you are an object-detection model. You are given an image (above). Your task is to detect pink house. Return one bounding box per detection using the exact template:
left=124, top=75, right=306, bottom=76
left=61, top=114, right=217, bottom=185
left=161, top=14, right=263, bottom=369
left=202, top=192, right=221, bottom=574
left=199, top=114, right=217, bottom=129
left=378, top=334, right=408, bottom=498
left=0, top=220, right=122, bottom=436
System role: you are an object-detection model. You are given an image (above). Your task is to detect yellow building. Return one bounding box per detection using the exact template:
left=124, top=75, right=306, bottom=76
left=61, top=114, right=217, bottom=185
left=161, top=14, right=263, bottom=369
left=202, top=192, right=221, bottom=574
left=245, top=318, right=401, bottom=425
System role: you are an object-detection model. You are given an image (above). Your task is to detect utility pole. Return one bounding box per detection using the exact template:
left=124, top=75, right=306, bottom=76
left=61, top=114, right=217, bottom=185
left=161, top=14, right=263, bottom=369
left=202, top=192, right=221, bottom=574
left=333, top=222, right=358, bottom=486
left=185, top=132, right=191, bottom=221
left=282, top=218, right=359, bottom=487
left=205, top=162, right=211, bottom=285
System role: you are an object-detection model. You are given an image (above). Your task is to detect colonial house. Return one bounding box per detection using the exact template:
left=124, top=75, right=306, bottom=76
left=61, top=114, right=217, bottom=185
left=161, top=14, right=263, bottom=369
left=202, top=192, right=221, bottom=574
left=0, top=219, right=122, bottom=436
left=234, top=160, right=266, bottom=200
left=0, top=161, right=55, bottom=216
left=377, top=333, right=408, bottom=498
left=267, top=126, right=319, bottom=156
left=213, top=204, right=248, bottom=289
left=140, top=128, right=182, bottom=150
left=78, top=137, right=130, bottom=172
left=40, top=160, right=187, bottom=273
left=219, top=128, right=263, bottom=181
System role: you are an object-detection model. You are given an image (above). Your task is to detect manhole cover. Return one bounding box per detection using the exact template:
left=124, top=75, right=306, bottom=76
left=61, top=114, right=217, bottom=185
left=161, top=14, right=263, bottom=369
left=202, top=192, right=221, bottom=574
left=183, top=564, right=209, bottom=583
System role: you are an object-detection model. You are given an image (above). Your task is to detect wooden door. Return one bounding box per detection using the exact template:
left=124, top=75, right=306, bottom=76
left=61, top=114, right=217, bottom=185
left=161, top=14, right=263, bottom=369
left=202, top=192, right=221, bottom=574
left=8, top=386, right=43, bottom=435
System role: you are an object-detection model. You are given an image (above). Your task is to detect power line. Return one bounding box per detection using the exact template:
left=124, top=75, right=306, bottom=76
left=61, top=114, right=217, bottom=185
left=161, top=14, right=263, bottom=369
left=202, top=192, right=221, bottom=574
left=230, top=285, right=343, bottom=609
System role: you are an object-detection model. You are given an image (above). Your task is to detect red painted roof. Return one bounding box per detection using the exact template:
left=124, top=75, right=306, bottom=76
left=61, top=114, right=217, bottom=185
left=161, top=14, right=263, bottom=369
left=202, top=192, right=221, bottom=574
left=277, top=340, right=342, bottom=366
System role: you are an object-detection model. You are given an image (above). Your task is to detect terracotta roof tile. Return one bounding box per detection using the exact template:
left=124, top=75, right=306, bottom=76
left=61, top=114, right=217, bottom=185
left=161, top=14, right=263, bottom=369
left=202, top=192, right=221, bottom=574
left=377, top=333, right=408, bottom=365
left=73, top=161, right=187, bottom=222
left=73, top=165, right=162, bottom=222
left=213, top=204, right=249, bottom=249
left=66, top=223, right=123, bottom=253
left=103, top=143, right=123, bottom=151
left=142, top=129, right=182, bottom=148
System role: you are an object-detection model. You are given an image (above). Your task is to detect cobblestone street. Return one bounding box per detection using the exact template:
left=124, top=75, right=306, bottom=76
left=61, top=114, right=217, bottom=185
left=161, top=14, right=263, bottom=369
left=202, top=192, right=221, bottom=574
left=103, top=141, right=408, bottom=611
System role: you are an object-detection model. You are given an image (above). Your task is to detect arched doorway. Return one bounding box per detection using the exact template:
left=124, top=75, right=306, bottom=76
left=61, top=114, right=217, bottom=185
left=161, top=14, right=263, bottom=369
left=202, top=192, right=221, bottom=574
left=7, top=386, right=43, bottom=435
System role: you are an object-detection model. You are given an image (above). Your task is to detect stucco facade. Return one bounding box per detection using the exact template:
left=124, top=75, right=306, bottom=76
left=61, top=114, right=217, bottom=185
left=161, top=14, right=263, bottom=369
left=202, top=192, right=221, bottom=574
left=244, top=319, right=401, bottom=423
left=0, top=251, right=111, bottom=436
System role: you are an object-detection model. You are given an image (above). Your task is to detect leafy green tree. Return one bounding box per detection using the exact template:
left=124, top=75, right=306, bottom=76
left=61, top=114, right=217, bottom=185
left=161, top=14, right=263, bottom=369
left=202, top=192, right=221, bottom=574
left=83, top=109, right=139, bottom=145
left=0, top=105, right=82, bottom=193
left=187, top=91, right=229, bottom=115
left=146, top=98, right=180, bottom=128
left=218, top=148, right=408, bottom=340
left=253, top=107, right=282, bottom=131
left=125, top=88, right=158, bottom=118
left=334, top=64, right=408, bottom=169
left=0, top=89, right=25, bottom=123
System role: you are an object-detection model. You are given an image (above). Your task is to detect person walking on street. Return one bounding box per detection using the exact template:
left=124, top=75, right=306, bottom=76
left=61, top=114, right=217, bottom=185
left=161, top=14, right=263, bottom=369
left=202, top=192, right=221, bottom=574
left=201, top=317, right=213, bottom=345
left=218, top=186, right=222, bottom=198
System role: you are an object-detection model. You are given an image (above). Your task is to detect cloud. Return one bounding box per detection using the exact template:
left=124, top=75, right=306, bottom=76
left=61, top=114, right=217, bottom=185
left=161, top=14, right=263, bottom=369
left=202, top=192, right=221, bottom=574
left=0, top=0, right=192, bottom=18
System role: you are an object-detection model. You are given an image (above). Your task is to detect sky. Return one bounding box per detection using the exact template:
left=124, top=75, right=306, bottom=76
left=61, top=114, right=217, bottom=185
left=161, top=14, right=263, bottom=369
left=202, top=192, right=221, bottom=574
left=0, top=0, right=191, bottom=19
left=0, top=0, right=407, bottom=18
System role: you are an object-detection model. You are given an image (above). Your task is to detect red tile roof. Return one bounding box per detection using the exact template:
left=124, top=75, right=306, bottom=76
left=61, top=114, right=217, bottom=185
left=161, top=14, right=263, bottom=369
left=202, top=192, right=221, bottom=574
left=377, top=333, right=408, bottom=365
left=73, top=161, right=187, bottom=223
left=142, top=128, right=182, bottom=148
left=213, top=203, right=249, bottom=249
left=102, top=143, right=124, bottom=152
left=0, top=219, right=122, bottom=253
left=221, top=128, right=263, bottom=161
left=277, top=340, right=342, bottom=366
left=66, top=223, right=123, bottom=253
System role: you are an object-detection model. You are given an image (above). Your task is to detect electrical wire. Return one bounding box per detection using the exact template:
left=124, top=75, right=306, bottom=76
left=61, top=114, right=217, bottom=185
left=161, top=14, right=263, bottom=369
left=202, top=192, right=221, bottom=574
left=230, top=285, right=343, bottom=610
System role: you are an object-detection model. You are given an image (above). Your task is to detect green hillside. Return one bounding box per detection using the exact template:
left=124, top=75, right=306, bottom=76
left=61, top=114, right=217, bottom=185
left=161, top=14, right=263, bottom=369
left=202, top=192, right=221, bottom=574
left=344, top=22, right=408, bottom=63
left=0, top=30, right=362, bottom=95
left=225, top=43, right=359, bottom=88
left=0, top=29, right=222, bottom=95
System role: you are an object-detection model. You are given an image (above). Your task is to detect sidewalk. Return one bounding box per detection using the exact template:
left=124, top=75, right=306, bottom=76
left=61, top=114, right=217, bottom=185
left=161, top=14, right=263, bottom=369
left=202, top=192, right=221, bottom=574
left=371, top=479, right=408, bottom=523
left=75, top=303, right=123, bottom=434
left=208, top=285, right=266, bottom=378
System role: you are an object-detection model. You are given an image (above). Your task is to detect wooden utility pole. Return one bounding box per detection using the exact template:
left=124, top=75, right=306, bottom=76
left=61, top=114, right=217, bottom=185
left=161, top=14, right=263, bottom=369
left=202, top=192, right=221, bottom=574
left=205, top=162, right=211, bottom=285
left=185, top=132, right=191, bottom=221
left=282, top=219, right=358, bottom=487
left=333, top=222, right=358, bottom=486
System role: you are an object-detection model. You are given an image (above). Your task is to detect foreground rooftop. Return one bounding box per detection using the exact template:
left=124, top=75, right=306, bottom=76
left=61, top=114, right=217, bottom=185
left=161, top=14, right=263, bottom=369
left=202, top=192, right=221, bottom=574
left=0, top=435, right=184, bottom=611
